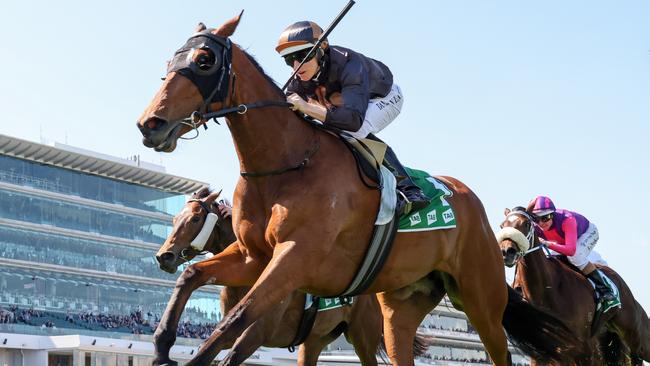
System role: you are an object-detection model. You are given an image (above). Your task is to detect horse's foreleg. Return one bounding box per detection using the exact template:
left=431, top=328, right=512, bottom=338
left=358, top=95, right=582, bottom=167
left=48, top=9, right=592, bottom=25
left=186, top=242, right=304, bottom=366
left=455, top=274, right=511, bottom=366
left=153, top=242, right=264, bottom=366
left=344, top=296, right=383, bottom=366
left=214, top=319, right=270, bottom=366
left=298, top=333, right=340, bottom=366
left=376, top=283, right=443, bottom=366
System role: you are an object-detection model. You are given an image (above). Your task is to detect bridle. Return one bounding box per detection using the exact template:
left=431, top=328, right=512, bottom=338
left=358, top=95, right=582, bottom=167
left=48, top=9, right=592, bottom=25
left=164, top=29, right=317, bottom=177
left=178, top=199, right=222, bottom=262
left=503, top=210, right=551, bottom=263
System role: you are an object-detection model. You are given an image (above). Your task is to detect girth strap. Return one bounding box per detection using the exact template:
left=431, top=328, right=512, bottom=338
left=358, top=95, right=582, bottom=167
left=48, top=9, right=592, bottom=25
left=338, top=210, right=399, bottom=297
left=287, top=295, right=320, bottom=351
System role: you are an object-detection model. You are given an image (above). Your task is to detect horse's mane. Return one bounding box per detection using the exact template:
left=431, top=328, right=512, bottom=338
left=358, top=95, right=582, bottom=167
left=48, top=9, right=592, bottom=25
left=191, top=187, right=232, bottom=210
left=239, top=48, right=285, bottom=99
left=512, top=206, right=527, bottom=213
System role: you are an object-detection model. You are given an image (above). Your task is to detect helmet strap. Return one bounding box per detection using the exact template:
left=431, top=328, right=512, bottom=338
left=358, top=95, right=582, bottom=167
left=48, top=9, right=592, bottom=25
left=312, top=49, right=328, bottom=81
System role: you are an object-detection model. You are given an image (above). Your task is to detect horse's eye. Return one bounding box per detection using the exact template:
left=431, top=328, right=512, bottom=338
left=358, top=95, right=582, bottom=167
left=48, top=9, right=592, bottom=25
left=193, top=48, right=215, bottom=71
left=191, top=215, right=201, bottom=223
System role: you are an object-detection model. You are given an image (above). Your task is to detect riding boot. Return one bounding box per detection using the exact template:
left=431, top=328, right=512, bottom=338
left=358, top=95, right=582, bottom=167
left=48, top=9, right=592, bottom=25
left=383, top=149, right=431, bottom=215
left=587, top=269, right=621, bottom=313
left=364, top=134, right=431, bottom=214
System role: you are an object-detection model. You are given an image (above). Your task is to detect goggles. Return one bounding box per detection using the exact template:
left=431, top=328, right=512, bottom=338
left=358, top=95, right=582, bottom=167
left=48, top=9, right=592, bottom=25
left=283, top=49, right=316, bottom=67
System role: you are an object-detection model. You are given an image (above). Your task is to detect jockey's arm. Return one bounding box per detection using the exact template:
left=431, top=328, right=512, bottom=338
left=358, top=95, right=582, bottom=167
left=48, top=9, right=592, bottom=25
left=322, top=66, right=368, bottom=131
left=287, top=93, right=327, bottom=121
left=287, top=91, right=364, bottom=131
left=547, top=217, right=578, bottom=256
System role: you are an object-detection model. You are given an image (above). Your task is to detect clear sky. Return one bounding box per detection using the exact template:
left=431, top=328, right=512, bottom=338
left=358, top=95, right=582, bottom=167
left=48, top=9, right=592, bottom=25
left=1, top=1, right=649, bottom=310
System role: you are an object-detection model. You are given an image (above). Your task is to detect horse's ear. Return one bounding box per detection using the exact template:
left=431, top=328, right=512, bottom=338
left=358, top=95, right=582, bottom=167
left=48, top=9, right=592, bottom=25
left=504, top=208, right=511, bottom=216
left=212, top=10, right=244, bottom=37
left=204, top=189, right=222, bottom=204
left=195, top=22, right=207, bottom=32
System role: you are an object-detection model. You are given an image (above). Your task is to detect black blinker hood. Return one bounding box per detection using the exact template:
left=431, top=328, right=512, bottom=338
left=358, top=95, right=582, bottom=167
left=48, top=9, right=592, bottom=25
left=167, top=29, right=232, bottom=106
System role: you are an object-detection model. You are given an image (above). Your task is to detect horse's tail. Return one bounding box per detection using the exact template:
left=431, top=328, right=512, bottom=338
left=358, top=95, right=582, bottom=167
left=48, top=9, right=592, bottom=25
left=374, top=331, right=433, bottom=363
left=376, top=334, right=390, bottom=365
left=502, top=286, right=578, bottom=364
left=599, top=331, right=628, bottom=366
left=413, top=332, right=434, bottom=357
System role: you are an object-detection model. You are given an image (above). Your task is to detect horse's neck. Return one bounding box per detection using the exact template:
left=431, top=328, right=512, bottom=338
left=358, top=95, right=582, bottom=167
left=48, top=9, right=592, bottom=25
left=225, top=49, right=315, bottom=176
left=208, top=216, right=237, bottom=254
left=517, top=241, right=558, bottom=301
left=518, top=238, right=594, bottom=334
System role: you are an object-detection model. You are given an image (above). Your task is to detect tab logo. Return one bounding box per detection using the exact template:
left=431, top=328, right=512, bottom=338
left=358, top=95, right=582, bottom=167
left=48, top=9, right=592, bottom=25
left=409, top=212, right=422, bottom=226
left=427, top=210, right=437, bottom=225
left=442, top=208, right=455, bottom=223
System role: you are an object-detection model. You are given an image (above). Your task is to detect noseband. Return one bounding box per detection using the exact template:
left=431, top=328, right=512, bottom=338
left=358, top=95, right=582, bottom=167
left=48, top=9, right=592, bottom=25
left=178, top=199, right=221, bottom=261
left=503, top=210, right=551, bottom=262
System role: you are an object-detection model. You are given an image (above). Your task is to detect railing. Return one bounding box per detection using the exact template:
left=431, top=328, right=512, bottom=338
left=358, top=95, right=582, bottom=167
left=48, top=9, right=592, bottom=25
left=0, top=323, right=203, bottom=346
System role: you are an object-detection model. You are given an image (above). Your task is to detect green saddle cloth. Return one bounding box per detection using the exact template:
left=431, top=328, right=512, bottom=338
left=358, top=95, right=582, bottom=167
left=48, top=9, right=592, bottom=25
left=398, top=168, right=457, bottom=232
left=316, top=296, right=354, bottom=312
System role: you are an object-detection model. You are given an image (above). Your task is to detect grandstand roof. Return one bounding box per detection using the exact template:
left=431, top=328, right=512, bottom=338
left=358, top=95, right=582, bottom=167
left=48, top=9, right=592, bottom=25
left=0, top=134, right=206, bottom=194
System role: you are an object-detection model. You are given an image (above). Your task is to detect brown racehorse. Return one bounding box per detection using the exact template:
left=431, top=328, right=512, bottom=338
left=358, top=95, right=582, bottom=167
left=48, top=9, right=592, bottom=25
left=137, top=14, right=579, bottom=366
left=498, top=207, right=650, bottom=365
left=155, top=187, right=390, bottom=366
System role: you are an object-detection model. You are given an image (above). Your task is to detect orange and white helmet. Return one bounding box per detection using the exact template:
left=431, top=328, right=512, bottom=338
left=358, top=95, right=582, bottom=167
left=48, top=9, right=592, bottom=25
left=276, top=21, right=328, bottom=57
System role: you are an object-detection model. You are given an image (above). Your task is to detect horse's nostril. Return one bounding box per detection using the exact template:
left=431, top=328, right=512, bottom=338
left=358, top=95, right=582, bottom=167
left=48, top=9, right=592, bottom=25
left=143, top=117, right=167, bottom=132
left=157, top=251, right=176, bottom=265
left=506, top=247, right=517, bottom=257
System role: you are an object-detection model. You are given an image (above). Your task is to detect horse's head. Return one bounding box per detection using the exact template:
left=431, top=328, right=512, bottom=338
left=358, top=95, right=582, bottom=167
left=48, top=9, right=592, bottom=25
left=497, top=206, right=538, bottom=267
left=155, top=187, right=235, bottom=273
left=137, top=13, right=243, bottom=152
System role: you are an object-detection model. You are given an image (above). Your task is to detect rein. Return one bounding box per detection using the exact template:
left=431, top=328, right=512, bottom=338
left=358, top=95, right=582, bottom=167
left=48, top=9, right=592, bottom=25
left=241, top=134, right=320, bottom=177
left=196, top=100, right=293, bottom=123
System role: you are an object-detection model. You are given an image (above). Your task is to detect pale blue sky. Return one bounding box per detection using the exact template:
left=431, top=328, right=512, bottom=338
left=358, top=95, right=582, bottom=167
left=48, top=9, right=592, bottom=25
left=1, top=1, right=649, bottom=309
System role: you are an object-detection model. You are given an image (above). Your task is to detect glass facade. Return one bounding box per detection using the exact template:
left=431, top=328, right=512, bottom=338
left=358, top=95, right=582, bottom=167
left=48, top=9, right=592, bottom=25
left=0, top=155, right=185, bottom=216
left=0, top=189, right=171, bottom=243
left=0, top=267, right=218, bottom=323
left=0, top=152, right=220, bottom=327
left=0, top=225, right=179, bottom=281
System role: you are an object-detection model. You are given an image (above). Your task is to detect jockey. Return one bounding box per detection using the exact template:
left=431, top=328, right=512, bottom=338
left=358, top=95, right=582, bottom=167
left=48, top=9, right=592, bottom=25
left=527, top=196, right=621, bottom=313
left=276, top=20, right=430, bottom=214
